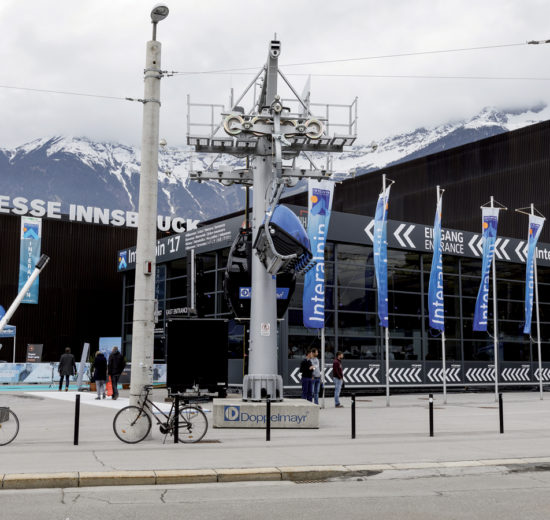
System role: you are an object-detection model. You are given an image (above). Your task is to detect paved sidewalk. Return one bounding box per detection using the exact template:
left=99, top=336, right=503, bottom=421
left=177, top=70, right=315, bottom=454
left=2, top=389, right=550, bottom=488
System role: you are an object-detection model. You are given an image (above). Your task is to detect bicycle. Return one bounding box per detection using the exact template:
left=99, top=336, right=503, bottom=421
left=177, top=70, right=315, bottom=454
left=0, top=407, right=20, bottom=446
left=112, top=385, right=208, bottom=444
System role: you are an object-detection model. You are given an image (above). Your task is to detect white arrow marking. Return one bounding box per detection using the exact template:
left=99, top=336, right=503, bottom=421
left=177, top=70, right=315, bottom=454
left=403, top=225, right=416, bottom=248
left=494, top=238, right=503, bottom=260
left=468, top=235, right=480, bottom=256
left=515, top=241, right=526, bottom=262
left=477, top=237, right=484, bottom=255
left=500, top=238, right=510, bottom=260
left=394, top=224, right=407, bottom=248
left=291, top=368, right=300, bottom=383
left=364, top=220, right=374, bottom=242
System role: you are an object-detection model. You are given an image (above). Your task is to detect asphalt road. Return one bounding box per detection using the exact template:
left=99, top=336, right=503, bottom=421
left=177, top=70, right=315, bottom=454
left=3, top=466, right=550, bottom=519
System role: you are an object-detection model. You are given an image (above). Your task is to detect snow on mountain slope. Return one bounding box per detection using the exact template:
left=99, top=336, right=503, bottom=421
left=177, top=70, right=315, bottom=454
left=0, top=105, right=547, bottom=222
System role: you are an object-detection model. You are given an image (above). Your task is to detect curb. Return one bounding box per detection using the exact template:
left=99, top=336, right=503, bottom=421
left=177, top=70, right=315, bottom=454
left=2, top=458, right=550, bottom=490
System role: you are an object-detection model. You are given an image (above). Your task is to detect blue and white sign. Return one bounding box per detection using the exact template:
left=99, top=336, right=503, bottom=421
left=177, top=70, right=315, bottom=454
left=0, top=325, right=16, bottom=338
left=239, top=287, right=289, bottom=300
left=473, top=207, right=500, bottom=331
left=524, top=214, right=545, bottom=334
left=303, top=180, right=334, bottom=328
left=18, top=216, right=42, bottom=304
left=428, top=192, right=444, bottom=330
left=373, top=186, right=391, bottom=327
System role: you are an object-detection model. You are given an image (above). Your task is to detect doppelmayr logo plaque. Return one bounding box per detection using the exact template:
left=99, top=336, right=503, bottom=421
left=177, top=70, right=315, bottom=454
left=224, top=405, right=240, bottom=421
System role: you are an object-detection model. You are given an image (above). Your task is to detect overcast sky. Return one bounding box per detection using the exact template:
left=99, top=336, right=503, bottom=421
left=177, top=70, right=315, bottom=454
left=1, top=0, right=549, bottom=148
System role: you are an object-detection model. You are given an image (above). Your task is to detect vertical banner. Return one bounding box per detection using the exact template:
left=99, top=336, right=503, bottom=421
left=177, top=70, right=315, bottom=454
left=303, top=180, right=334, bottom=328
left=428, top=192, right=445, bottom=330
left=18, top=216, right=42, bottom=304
left=26, top=344, right=43, bottom=363
left=473, top=207, right=500, bottom=331
left=524, top=214, right=545, bottom=334
left=373, top=186, right=391, bottom=327
left=76, top=342, right=90, bottom=390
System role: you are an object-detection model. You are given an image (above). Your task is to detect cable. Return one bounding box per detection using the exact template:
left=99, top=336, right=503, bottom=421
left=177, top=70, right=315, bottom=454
left=168, top=40, right=540, bottom=77
left=0, top=84, right=130, bottom=101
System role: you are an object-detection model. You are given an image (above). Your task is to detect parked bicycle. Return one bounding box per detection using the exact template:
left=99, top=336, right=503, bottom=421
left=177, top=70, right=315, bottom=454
left=0, top=407, right=19, bottom=446
left=113, top=385, right=208, bottom=444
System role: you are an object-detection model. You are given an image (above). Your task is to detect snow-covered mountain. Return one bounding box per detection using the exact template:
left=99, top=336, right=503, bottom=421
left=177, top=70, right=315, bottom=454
left=0, top=104, right=548, bottom=222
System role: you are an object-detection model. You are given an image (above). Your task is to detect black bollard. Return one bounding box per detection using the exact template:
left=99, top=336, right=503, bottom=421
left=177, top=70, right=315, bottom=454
left=499, top=393, right=504, bottom=434
left=429, top=393, right=434, bottom=437
left=74, top=394, right=80, bottom=446
left=174, top=394, right=180, bottom=444
left=266, top=398, right=271, bottom=442
left=351, top=393, right=356, bottom=439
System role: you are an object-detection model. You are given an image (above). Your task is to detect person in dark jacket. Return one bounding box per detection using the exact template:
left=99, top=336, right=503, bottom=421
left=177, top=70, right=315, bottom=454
left=58, top=348, right=76, bottom=391
left=332, top=351, right=344, bottom=407
left=108, top=346, right=126, bottom=400
left=92, top=351, right=107, bottom=400
left=299, top=349, right=315, bottom=402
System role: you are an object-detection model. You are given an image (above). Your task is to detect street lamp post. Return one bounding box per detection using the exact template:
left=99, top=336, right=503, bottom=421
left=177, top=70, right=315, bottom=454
left=129, top=4, right=169, bottom=409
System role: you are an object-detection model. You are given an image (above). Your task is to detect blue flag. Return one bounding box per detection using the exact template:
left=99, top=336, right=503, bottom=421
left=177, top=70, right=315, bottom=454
left=428, top=193, right=444, bottom=330
left=373, top=186, right=391, bottom=328
left=473, top=207, right=500, bottom=331
left=303, top=180, right=334, bottom=328
left=18, top=216, right=42, bottom=304
left=524, top=214, right=545, bottom=334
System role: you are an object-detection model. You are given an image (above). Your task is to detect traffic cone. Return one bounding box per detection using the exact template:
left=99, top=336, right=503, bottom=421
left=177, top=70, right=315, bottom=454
left=106, top=376, right=113, bottom=397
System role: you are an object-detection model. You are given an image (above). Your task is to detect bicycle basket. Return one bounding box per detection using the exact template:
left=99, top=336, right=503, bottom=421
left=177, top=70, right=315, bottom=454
left=0, top=407, right=10, bottom=423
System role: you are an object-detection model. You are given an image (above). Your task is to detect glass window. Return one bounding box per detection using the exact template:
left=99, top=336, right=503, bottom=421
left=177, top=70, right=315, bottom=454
left=423, top=254, right=460, bottom=274
left=502, top=341, right=530, bottom=362
left=288, top=335, right=335, bottom=360
left=337, top=244, right=373, bottom=265
left=123, top=305, right=133, bottom=323
left=388, top=338, right=422, bottom=361
left=169, top=258, right=187, bottom=277
left=338, top=337, right=380, bottom=360
left=463, top=340, right=497, bottom=361
left=425, top=317, right=461, bottom=339
left=228, top=320, right=244, bottom=358
left=337, top=312, right=378, bottom=337
left=388, top=315, right=423, bottom=338
left=167, top=276, right=187, bottom=299
left=423, top=273, right=460, bottom=296
left=461, top=258, right=482, bottom=277
left=337, top=265, right=375, bottom=289
left=497, top=279, right=525, bottom=301
left=125, top=284, right=134, bottom=302
left=388, top=270, right=421, bottom=293
left=338, top=287, right=376, bottom=312
left=388, top=292, right=422, bottom=316
left=425, top=340, right=461, bottom=361
left=289, top=309, right=334, bottom=331
left=387, top=251, right=420, bottom=271
left=461, top=276, right=481, bottom=298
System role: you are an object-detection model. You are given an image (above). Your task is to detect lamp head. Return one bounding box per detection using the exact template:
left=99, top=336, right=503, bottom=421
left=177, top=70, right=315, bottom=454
left=151, top=3, right=169, bottom=23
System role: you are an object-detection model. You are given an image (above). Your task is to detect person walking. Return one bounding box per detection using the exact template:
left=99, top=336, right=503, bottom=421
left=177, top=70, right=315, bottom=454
left=333, top=351, right=344, bottom=407
left=299, top=349, right=315, bottom=402
left=58, top=348, right=76, bottom=392
left=108, top=346, right=126, bottom=400
left=92, top=350, right=107, bottom=400
left=311, top=348, right=321, bottom=405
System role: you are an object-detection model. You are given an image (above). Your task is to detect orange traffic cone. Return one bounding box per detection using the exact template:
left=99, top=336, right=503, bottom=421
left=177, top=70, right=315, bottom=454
left=106, top=377, right=113, bottom=397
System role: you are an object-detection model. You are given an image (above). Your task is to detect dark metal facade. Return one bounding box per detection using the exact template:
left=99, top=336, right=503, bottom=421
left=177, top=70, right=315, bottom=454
left=0, top=213, right=137, bottom=361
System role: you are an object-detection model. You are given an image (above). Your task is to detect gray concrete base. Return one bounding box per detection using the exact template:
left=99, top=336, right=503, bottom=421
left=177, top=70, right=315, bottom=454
left=212, top=398, right=319, bottom=428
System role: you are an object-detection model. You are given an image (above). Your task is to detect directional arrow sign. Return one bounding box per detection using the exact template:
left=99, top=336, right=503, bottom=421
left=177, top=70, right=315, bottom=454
left=364, top=219, right=374, bottom=242
left=394, top=224, right=416, bottom=248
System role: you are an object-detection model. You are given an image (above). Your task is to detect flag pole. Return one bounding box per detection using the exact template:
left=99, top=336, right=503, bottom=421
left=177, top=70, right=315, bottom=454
left=490, top=196, right=499, bottom=402
left=438, top=186, right=447, bottom=405
left=383, top=174, right=390, bottom=407
left=531, top=203, right=543, bottom=400
left=321, top=327, right=326, bottom=408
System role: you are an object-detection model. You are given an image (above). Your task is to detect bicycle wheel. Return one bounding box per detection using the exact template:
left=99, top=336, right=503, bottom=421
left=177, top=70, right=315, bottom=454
left=177, top=405, right=208, bottom=443
left=0, top=409, right=19, bottom=446
left=113, top=406, right=152, bottom=444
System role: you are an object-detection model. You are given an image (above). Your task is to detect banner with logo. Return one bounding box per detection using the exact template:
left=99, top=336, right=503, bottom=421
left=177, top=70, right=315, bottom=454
left=373, top=186, right=391, bottom=327
left=473, top=207, right=500, bottom=331
left=428, top=192, right=444, bottom=330
left=303, top=180, right=334, bottom=328
left=26, top=344, right=43, bottom=363
left=524, top=214, right=545, bottom=334
left=18, top=216, right=42, bottom=304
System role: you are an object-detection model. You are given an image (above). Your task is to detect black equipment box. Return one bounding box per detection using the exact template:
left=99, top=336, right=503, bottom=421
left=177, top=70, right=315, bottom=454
left=166, top=318, right=228, bottom=396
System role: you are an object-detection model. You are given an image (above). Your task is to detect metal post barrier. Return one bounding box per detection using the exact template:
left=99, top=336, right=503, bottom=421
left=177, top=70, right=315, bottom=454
left=74, top=394, right=80, bottom=446
left=266, top=398, right=271, bottom=441
left=429, top=393, right=434, bottom=437
left=499, top=393, right=504, bottom=434
left=174, top=394, right=180, bottom=444
left=351, top=393, right=356, bottom=439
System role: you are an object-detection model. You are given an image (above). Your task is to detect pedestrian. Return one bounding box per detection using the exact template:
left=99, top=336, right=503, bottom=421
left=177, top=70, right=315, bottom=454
left=92, top=350, right=107, bottom=400
left=333, top=351, right=344, bottom=408
left=58, top=347, right=76, bottom=392
left=299, top=349, right=315, bottom=402
left=108, top=346, right=126, bottom=400
left=311, top=348, right=321, bottom=405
